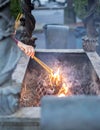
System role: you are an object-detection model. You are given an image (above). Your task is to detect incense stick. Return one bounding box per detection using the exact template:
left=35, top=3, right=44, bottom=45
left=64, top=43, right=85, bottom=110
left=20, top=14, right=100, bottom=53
left=16, top=13, right=23, bottom=22
left=32, top=56, right=53, bottom=74
left=14, top=13, right=23, bottom=30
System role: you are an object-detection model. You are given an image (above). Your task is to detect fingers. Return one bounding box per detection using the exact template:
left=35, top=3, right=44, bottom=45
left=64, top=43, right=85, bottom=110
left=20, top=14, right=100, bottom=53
left=24, top=46, right=35, bottom=57
left=17, top=42, right=25, bottom=51
left=17, top=41, right=35, bottom=57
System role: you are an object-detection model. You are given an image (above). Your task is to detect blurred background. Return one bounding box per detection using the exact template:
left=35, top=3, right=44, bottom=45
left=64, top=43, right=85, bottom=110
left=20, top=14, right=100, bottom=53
left=31, top=0, right=100, bottom=55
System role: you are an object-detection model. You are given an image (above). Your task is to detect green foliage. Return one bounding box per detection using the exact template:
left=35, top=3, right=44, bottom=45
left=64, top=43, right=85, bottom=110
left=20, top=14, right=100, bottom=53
left=10, top=0, right=22, bottom=19
left=74, top=0, right=88, bottom=19
left=74, top=0, right=100, bottom=19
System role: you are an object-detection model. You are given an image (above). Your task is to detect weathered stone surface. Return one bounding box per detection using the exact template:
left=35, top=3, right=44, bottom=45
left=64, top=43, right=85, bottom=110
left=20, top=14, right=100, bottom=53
left=87, top=52, right=100, bottom=79
left=41, top=95, right=100, bottom=130
left=0, top=107, right=40, bottom=130
left=0, top=82, right=21, bottom=115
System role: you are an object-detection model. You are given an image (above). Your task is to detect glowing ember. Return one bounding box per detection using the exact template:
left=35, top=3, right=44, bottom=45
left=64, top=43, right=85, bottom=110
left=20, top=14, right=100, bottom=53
left=58, top=83, right=71, bottom=97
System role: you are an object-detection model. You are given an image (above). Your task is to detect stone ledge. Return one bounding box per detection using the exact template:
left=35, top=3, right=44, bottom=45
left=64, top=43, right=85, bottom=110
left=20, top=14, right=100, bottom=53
left=87, top=52, right=100, bottom=79
left=12, top=52, right=29, bottom=84
left=0, top=107, right=40, bottom=130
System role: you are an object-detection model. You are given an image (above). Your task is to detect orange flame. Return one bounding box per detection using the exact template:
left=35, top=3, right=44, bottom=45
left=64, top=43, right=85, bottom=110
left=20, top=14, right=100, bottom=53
left=49, top=68, right=71, bottom=96
left=58, top=83, right=71, bottom=97
left=49, top=68, right=62, bottom=87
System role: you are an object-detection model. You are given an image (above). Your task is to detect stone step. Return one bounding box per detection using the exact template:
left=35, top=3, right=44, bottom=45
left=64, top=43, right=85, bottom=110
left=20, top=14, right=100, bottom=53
left=0, top=107, right=40, bottom=130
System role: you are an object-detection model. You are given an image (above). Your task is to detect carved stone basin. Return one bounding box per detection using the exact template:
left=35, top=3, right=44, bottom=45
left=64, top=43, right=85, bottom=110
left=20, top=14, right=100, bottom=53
left=0, top=49, right=100, bottom=130
left=20, top=49, right=100, bottom=107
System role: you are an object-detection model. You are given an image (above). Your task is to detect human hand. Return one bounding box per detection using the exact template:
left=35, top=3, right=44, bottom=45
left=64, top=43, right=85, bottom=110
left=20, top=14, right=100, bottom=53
left=17, top=41, right=35, bottom=57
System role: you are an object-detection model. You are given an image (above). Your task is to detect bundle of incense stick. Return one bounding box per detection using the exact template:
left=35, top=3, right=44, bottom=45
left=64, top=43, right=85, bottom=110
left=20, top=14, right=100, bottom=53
left=14, top=13, right=23, bottom=30
left=32, top=56, right=53, bottom=74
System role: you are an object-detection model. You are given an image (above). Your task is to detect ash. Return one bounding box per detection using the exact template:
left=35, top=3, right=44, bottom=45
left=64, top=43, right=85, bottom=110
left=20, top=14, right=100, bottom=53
left=20, top=56, right=100, bottom=107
